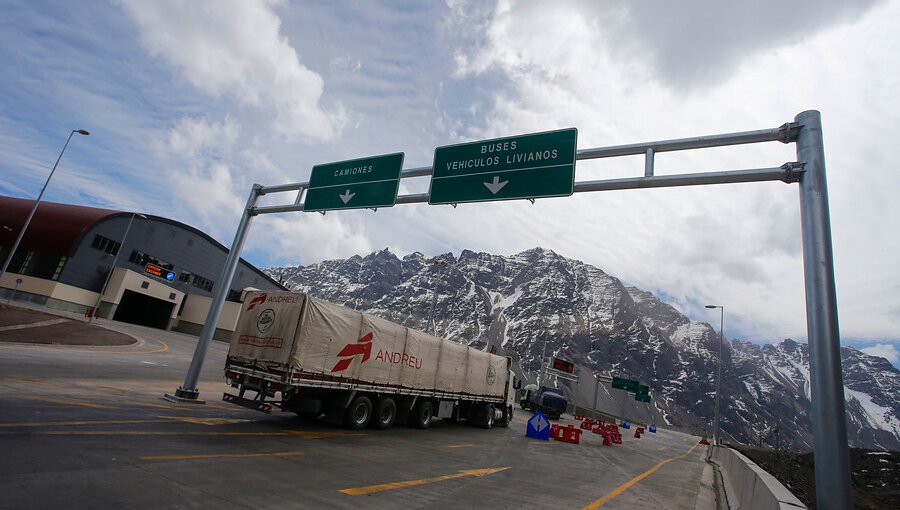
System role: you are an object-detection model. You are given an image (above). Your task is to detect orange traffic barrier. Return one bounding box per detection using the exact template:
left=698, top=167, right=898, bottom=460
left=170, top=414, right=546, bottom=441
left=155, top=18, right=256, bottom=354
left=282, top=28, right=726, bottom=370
left=553, top=424, right=582, bottom=444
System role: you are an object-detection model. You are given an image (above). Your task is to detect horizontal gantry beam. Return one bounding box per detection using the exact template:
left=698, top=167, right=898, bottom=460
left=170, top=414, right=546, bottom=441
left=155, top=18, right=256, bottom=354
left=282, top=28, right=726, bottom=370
left=251, top=122, right=799, bottom=216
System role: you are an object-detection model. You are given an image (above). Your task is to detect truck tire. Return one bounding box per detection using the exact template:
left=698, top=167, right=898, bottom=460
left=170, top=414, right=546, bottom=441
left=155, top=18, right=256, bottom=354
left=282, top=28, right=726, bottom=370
left=409, top=401, right=433, bottom=429
left=372, top=397, right=397, bottom=430
left=481, top=403, right=494, bottom=429
left=498, top=405, right=512, bottom=428
left=344, top=395, right=372, bottom=430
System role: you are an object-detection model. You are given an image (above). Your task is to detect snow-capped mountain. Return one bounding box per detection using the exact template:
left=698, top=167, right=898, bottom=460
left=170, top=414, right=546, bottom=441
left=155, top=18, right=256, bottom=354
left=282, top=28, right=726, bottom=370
left=266, top=248, right=900, bottom=452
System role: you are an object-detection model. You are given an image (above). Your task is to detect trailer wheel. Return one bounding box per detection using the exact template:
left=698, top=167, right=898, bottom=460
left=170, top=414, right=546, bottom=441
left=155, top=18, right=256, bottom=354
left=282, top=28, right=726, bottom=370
left=409, top=401, right=433, bottom=429
left=482, top=404, right=495, bottom=429
left=498, top=405, right=512, bottom=428
left=345, top=395, right=372, bottom=430
left=372, top=397, right=397, bottom=430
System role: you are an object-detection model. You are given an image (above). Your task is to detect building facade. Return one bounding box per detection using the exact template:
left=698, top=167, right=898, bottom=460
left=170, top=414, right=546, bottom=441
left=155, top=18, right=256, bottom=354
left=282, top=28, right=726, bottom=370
left=0, top=196, right=286, bottom=338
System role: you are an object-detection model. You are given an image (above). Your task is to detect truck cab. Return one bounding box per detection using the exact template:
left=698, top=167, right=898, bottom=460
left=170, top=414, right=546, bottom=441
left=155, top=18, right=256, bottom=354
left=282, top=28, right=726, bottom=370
left=519, top=384, right=567, bottom=420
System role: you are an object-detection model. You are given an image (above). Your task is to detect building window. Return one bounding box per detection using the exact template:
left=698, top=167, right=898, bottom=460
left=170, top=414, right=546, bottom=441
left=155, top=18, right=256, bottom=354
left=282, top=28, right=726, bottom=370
left=129, top=250, right=173, bottom=271
left=19, top=251, right=33, bottom=273
left=177, top=270, right=214, bottom=293
left=91, top=234, right=120, bottom=256
left=51, top=256, right=67, bottom=281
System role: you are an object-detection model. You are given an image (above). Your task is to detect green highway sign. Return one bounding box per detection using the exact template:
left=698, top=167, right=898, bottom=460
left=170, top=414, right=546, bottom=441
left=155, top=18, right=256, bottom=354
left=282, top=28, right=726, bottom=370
left=428, top=128, right=577, bottom=205
left=611, top=376, right=640, bottom=391
left=634, top=384, right=650, bottom=402
left=304, top=152, right=404, bottom=212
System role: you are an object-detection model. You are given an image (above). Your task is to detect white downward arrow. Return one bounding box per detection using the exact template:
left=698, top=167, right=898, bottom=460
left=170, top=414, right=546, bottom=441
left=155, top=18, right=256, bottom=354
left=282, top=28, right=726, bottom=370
left=339, top=189, right=355, bottom=204
left=484, top=176, right=508, bottom=195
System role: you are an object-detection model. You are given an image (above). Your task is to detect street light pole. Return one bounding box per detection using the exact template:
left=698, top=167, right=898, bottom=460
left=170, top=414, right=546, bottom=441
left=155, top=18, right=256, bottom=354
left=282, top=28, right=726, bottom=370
left=0, top=129, right=90, bottom=282
left=89, top=212, right=145, bottom=323
left=705, top=304, right=724, bottom=445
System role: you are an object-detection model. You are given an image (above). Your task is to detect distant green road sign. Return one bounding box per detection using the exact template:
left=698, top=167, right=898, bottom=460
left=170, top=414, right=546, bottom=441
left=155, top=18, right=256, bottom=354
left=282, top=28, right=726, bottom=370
left=428, top=128, right=577, bottom=205
left=612, top=376, right=640, bottom=391
left=635, top=393, right=651, bottom=403
left=304, top=152, right=404, bottom=212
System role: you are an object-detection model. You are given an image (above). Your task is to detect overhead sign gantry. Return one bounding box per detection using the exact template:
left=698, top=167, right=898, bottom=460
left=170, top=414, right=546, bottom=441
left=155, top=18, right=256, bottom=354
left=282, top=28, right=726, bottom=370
left=166, top=111, right=852, bottom=509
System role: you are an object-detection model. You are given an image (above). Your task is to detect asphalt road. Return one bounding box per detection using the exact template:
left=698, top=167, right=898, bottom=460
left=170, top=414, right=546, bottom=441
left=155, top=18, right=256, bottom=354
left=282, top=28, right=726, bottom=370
left=0, top=315, right=714, bottom=509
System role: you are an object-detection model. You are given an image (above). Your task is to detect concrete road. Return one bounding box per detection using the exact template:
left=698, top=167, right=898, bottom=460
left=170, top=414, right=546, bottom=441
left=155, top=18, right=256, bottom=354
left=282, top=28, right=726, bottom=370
left=0, top=318, right=713, bottom=509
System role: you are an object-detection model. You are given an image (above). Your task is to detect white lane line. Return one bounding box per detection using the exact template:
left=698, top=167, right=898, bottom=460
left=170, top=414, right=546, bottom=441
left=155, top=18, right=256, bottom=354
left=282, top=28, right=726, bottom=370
left=0, top=318, right=69, bottom=332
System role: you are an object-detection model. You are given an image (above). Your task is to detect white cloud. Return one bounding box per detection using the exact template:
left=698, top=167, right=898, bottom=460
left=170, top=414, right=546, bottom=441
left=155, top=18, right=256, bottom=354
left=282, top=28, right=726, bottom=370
left=441, top=0, right=900, bottom=342
left=861, top=343, right=900, bottom=364
left=5, top=0, right=895, bottom=348
left=118, top=0, right=347, bottom=142
left=159, top=117, right=244, bottom=237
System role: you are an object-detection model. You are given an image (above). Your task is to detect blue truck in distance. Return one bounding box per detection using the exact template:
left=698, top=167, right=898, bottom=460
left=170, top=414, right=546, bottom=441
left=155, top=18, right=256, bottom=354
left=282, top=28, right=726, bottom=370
left=519, top=384, right=567, bottom=419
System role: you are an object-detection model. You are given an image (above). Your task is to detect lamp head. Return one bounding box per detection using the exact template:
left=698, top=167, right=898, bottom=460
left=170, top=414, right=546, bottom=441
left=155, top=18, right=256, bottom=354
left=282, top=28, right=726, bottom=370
left=705, top=305, right=719, bottom=309
left=75, top=129, right=90, bottom=136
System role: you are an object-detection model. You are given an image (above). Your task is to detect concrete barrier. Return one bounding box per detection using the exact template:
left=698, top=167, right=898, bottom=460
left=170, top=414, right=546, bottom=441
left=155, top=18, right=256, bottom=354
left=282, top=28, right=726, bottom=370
left=708, top=446, right=806, bottom=510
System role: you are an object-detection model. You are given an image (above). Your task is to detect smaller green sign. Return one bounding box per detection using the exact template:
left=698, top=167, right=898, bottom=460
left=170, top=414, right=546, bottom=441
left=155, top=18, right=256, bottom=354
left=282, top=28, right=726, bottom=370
left=635, top=393, right=651, bottom=403
left=635, top=384, right=650, bottom=395
left=612, top=376, right=640, bottom=391
left=304, top=152, right=404, bottom=212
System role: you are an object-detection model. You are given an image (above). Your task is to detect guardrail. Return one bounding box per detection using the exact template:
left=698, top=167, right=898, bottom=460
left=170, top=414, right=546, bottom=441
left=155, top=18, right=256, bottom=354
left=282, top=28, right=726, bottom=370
left=708, top=446, right=806, bottom=509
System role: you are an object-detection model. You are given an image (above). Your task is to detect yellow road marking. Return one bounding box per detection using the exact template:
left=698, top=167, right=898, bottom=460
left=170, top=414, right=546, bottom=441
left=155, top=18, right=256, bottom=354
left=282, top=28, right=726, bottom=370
left=164, top=417, right=250, bottom=426
left=438, top=444, right=474, bottom=448
left=0, top=419, right=173, bottom=428
left=105, top=338, right=169, bottom=355
left=79, top=381, right=131, bottom=391
left=285, top=430, right=367, bottom=439
left=582, top=443, right=701, bottom=509
left=339, top=467, right=510, bottom=496
left=141, top=451, right=304, bottom=461
left=24, top=397, right=116, bottom=409
left=141, top=403, right=198, bottom=411
left=3, top=377, right=41, bottom=383
left=0, top=431, right=297, bottom=436
left=0, top=430, right=367, bottom=438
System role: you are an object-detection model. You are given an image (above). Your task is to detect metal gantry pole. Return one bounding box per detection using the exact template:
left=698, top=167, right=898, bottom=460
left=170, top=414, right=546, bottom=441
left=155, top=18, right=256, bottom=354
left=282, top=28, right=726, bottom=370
left=795, top=110, right=852, bottom=509
left=169, top=184, right=262, bottom=401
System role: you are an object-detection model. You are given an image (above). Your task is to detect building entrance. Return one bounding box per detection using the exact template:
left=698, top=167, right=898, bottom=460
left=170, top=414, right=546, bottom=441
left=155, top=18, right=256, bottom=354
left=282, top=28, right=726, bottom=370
left=113, top=289, right=174, bottom=329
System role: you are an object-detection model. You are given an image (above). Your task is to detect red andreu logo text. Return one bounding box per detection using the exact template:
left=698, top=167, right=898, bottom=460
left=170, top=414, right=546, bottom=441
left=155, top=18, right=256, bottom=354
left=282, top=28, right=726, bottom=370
left=331, top=333, right=373, bottom=372
left=246, top=293, right=268, bottom=311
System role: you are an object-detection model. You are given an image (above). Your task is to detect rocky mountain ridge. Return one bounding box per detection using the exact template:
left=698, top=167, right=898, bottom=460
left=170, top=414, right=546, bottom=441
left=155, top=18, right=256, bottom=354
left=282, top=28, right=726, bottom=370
left=265, top=247, right=900, bottom=452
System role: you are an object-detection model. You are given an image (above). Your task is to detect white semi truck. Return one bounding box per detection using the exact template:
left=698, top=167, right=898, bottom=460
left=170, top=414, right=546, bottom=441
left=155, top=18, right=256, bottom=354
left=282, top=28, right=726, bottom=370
left=223, top=291, right=517, bottom=430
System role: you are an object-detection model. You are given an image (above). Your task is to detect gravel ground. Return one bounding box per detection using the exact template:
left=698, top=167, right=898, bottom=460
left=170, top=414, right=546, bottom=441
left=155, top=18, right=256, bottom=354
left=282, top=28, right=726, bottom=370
left=0, top=304, right=135, bottom=346
left=732, top=444, right=900, bottom=509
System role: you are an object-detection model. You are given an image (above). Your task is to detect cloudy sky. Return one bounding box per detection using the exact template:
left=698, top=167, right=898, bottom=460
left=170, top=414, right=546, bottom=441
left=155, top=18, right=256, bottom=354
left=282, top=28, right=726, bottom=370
left=1, top=0, right=897, bottom=365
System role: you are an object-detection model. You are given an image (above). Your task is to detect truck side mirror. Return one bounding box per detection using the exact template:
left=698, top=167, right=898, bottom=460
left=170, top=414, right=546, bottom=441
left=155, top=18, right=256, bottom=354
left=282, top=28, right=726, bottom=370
left=514, top=378, right=522, bottom=390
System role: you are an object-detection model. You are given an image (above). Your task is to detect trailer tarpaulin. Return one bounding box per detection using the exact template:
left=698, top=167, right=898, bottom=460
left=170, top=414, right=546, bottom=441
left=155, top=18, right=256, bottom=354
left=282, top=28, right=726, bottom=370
left=229, top=292, right=507, bottom=398
left=227, top=292, right=305, bottom=366
left=401, top=329, right=441, bottom=389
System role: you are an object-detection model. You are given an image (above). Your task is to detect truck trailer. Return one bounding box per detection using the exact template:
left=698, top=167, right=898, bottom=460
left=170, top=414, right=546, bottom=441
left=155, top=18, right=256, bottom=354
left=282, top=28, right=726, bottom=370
left=223, top=291, right=517, bottom=430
